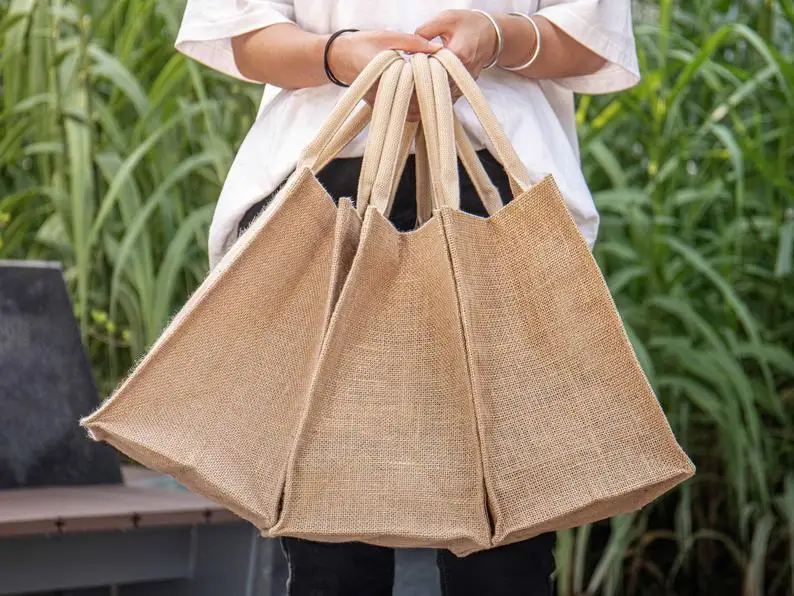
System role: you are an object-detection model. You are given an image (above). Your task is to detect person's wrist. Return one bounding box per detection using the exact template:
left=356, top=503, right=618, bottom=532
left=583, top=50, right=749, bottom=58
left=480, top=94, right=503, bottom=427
left=469, top=9, right=503, bottom=69
left=325, top=30, right=357, bottom=86
left=496, top=13, right=540, bottom=71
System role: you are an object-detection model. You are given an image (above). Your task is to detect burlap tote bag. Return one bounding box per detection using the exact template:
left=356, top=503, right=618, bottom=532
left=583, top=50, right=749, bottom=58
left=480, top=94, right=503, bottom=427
left=79, top=51, right=416, bottom=532
left=423, top=50, right=695, bottom=548
left=270, top=57, right=502, bottom=556
left=270, top=52, right=693, bottom=556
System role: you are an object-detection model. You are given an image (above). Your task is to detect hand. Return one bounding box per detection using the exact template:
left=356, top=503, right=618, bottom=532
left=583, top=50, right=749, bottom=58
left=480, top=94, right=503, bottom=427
left=415, top=9, right=500, bottom=102
left=327, top=30, right=441, bottom=121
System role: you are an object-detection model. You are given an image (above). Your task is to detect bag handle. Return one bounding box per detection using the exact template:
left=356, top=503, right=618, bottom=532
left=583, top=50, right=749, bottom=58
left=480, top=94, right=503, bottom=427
left=367, top=60, right=422, bottom=216
left=414, top=124, right=432, bottom=225
left=367, top=54, right=505, bottom=223
left=314, top=105, right=500, bottom=225
left=421, top=49, right=540, bottom=208
left=297, top=50, right=403, bottom=172
left=411, top=53, right=459, bottom=211
left=308, top=53, right=504, bottom=221
left=413, top=116, right=504, bottom=225
left=453, top=116, right=505, bottom=216
left=365, top=57, right=468, bottom=221
left=431, top=49, right=535, bottom=195
left=355, top=58, right=410, bottom=214
left=313, top=105, right=371, bottom=173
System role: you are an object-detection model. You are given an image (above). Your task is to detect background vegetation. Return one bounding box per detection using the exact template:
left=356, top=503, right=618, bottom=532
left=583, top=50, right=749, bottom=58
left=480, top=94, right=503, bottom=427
left=1, top=0, right=793, bottom=594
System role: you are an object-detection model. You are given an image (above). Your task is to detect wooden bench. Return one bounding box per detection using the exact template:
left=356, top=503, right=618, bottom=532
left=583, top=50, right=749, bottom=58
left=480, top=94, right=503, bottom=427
left=0, top=262, right=434, bottom=595
left=0, top=467, right=283, bottom=596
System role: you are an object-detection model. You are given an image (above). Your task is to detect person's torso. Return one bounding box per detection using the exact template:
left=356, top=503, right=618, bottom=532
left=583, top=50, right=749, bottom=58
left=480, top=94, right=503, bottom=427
left=252, top=0, right=575, bottom=168
left=210, top=0, right=597, bottom=268
left=291, top=0, right=536, bottom=33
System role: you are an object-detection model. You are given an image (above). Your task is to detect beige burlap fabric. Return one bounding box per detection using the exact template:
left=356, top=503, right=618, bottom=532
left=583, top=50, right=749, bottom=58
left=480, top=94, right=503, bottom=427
left=429, top=49, right=695, bottom=547
left=79, top=51, right=409, bottom=531
left=269, top=58, right=492, bottom=555
left=271, top=52, right=693, bottom=556
left=82, top=49, right=693, bottom=556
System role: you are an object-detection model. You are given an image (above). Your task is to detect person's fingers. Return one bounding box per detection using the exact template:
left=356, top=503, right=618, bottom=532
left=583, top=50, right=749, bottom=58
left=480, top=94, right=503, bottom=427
left=385, top=32, right=442, bottom=54
left=414, top=11, right=456, bottom=42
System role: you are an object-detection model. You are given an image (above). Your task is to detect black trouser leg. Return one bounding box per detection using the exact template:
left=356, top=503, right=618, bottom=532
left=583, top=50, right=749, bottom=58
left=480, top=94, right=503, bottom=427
left=436, top=532, right=557, bottom=596
left=281, top=537, right=395, bottom=596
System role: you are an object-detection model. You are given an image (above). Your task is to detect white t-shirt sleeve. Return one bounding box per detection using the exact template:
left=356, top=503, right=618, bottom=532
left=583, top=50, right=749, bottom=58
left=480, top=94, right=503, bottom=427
left=174, top=0, right=295, bottom=82
left=534, top=0, right=640, bottom=94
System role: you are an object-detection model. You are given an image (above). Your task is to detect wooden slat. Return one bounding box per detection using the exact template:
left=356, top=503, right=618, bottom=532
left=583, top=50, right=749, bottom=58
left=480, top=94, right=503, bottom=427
left=0, top=484, right=240, bottom=537
left=122, top=464, right=165, bottom=485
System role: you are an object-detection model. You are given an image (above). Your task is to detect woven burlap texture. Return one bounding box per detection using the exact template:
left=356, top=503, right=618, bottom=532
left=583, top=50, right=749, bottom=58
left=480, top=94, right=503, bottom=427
left=270, top=52, right=694, bottom=554
left=79, top=52, right=406, bottom=531
left=81, top=50, right=694, bottom=558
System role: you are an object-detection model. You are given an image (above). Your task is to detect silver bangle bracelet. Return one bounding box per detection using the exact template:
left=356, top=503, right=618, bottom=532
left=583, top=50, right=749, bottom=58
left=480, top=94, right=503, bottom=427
left=502, top=12, right=542, bottom=71
left=470, top=9, right=503, bottom=70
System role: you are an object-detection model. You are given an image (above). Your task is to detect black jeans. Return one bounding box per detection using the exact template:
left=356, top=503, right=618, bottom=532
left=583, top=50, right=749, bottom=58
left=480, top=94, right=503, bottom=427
left=238, top=151, right=557, bottom=596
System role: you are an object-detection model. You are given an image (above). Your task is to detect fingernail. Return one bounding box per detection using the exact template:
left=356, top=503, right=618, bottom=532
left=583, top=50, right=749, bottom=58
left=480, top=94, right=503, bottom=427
left=430, top=42, right=443, bottom=50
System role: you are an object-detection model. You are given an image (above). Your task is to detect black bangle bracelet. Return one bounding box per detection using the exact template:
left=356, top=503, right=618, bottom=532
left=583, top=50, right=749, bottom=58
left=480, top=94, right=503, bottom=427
left=324, top=29, right=359, bottom=87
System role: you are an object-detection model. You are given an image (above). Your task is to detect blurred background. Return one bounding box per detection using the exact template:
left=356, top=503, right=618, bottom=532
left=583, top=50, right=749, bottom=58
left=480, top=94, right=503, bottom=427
left=1, top=0, right=792, bottom=594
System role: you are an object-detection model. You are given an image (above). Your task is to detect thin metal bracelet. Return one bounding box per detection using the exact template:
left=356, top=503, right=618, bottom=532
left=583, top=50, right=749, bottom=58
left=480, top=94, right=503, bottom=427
left=470, top=9, right=503, bottom=70
left=502, top=12, right=541, bottom=71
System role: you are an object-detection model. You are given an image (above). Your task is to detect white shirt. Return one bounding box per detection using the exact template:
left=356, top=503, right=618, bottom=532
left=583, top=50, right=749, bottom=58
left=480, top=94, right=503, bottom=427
left=176, top=0, right=640, bottom=270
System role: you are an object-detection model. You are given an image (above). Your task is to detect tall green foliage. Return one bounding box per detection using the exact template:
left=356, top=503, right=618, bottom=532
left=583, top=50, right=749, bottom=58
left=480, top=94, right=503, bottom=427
left=1, top=0, right=792, bottom=593
left=1, top=0, right=258, bottom=383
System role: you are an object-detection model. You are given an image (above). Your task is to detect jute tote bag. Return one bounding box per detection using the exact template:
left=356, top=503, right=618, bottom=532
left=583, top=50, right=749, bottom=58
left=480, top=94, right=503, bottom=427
left=271, top=52, right=693, bottom=556
left=270, top=58, right=505, bottom=556
left=423, top=50, right=695, bottom=548
left=79, top=51, right=414, bottom=532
